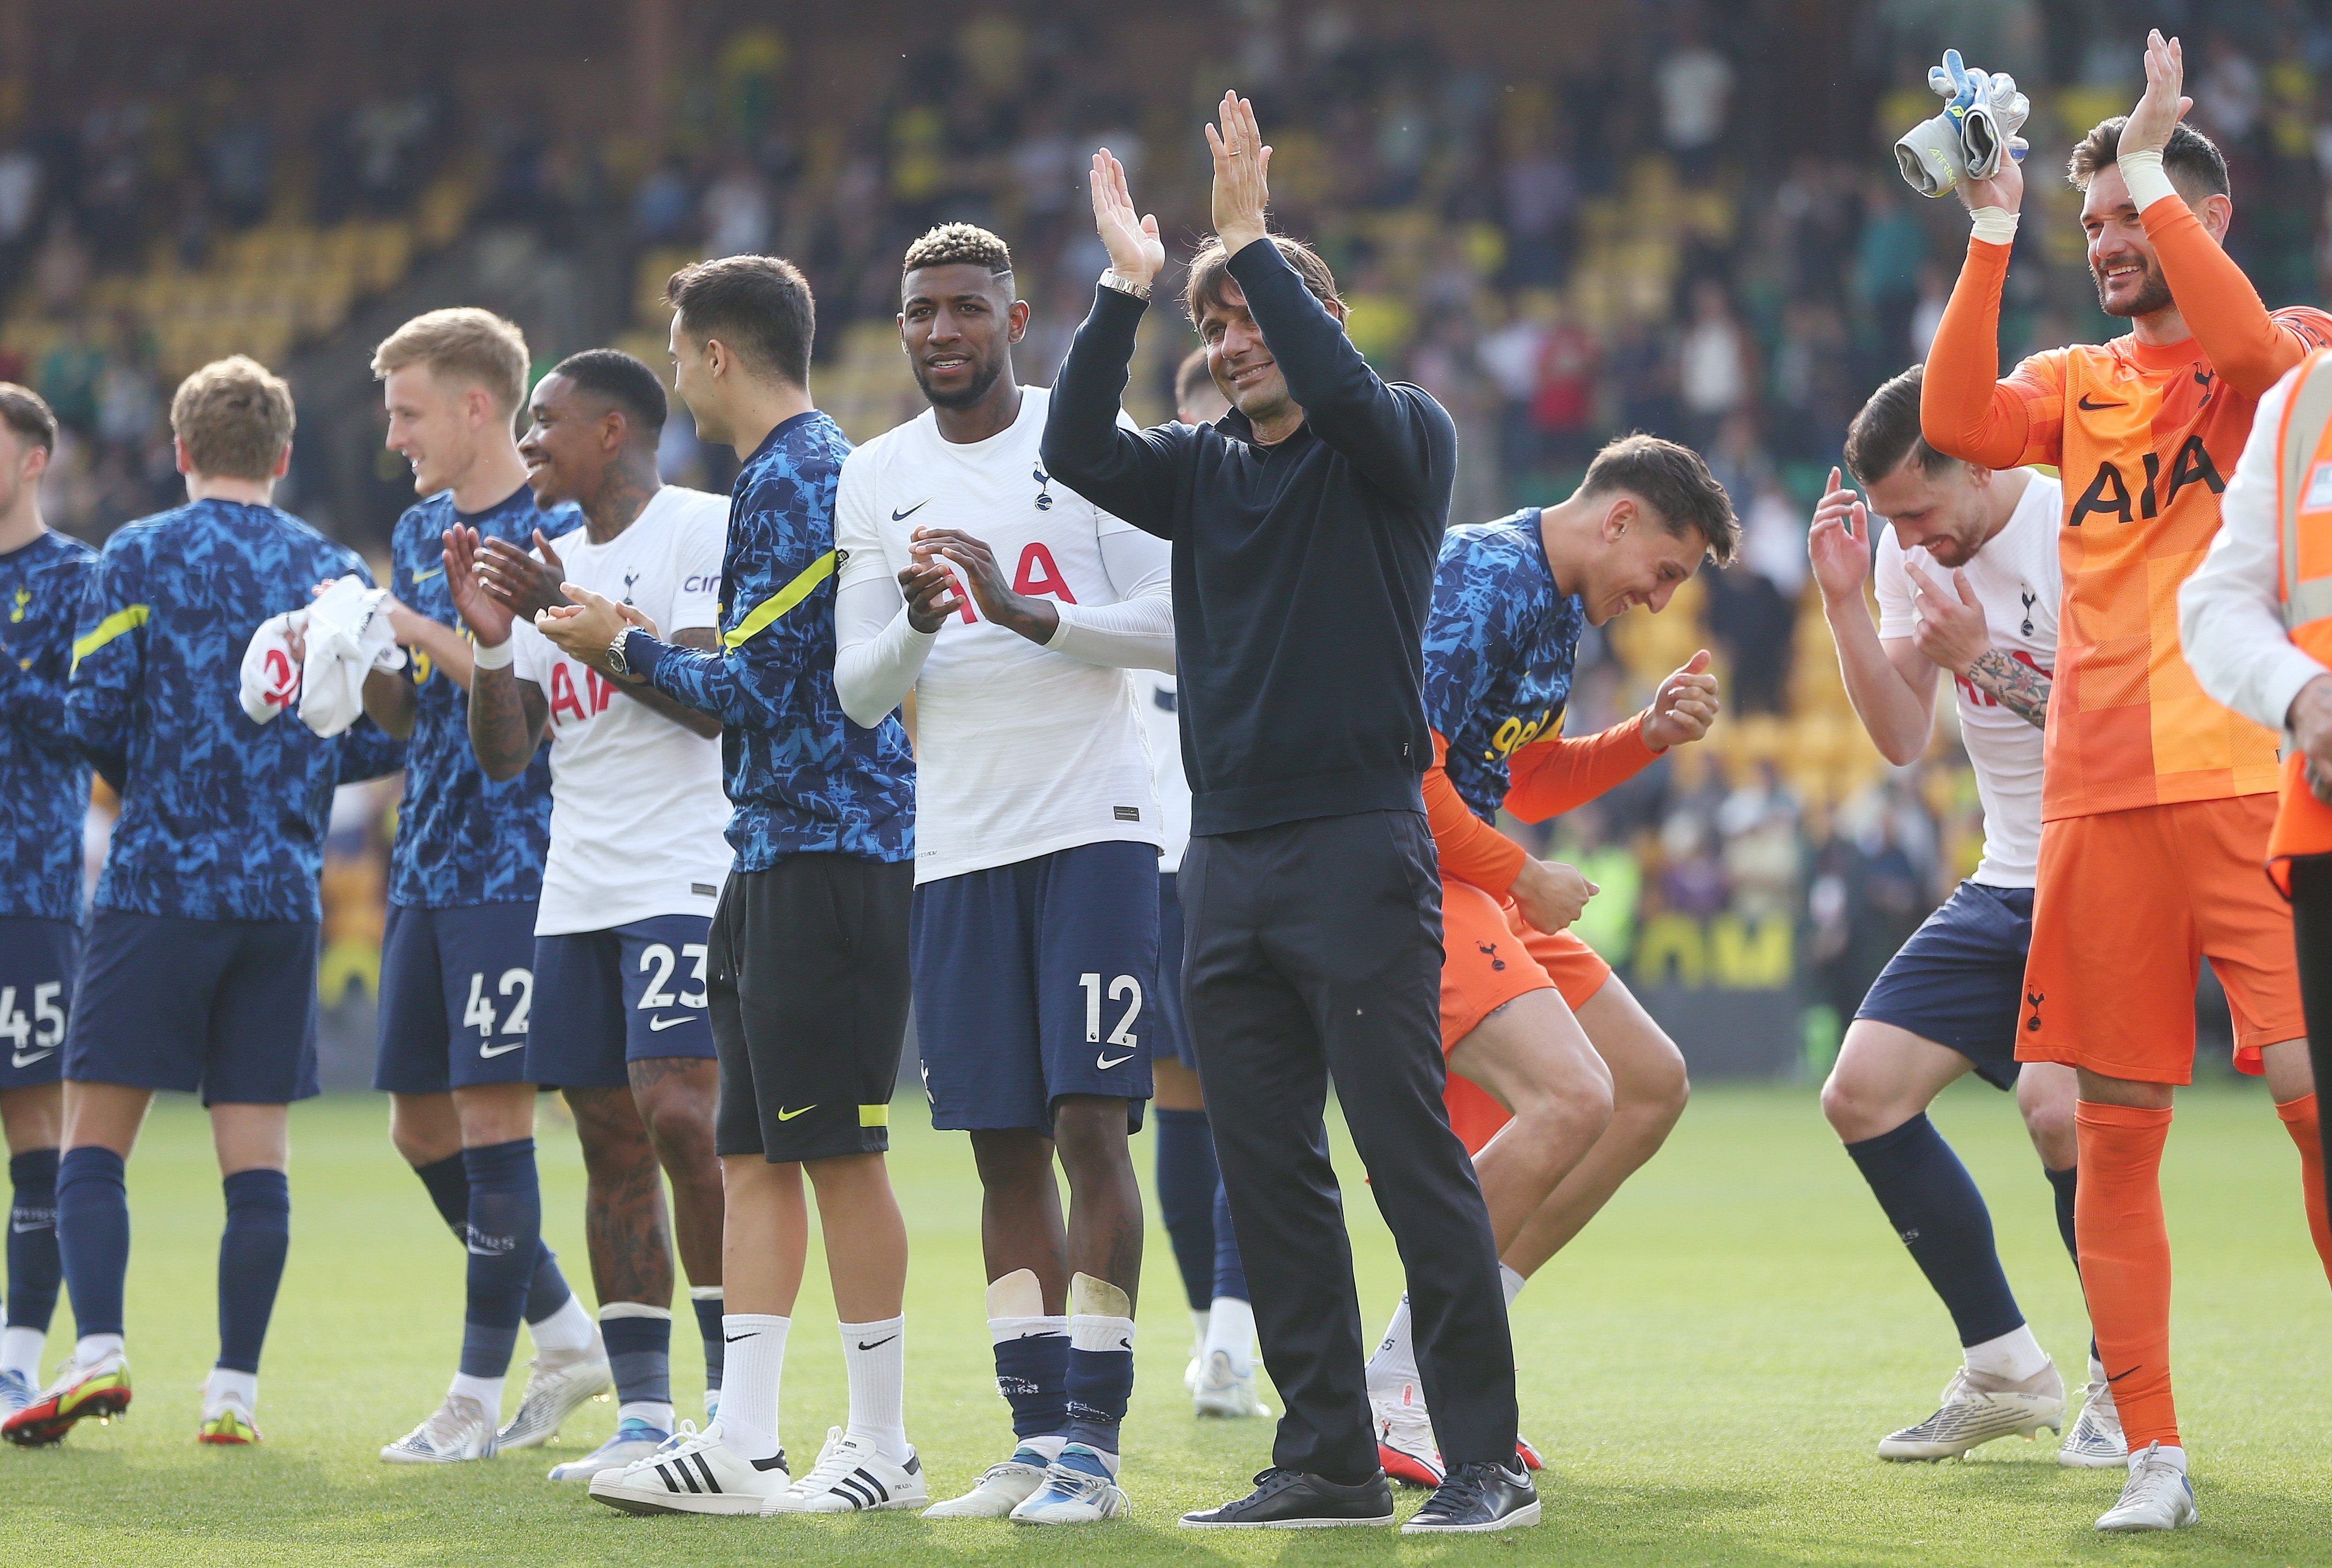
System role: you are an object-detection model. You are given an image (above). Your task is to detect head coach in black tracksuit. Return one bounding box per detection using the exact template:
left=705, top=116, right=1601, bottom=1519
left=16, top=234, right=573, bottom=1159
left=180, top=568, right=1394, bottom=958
left=1044, top=95, right=1532, bottom=1533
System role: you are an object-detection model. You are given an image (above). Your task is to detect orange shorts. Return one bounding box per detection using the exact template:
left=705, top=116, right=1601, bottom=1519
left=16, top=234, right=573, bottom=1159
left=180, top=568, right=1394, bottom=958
left=1440, top=878, right=1614, bottom=1154
left=2018, top=793, right=2303, bottom=1084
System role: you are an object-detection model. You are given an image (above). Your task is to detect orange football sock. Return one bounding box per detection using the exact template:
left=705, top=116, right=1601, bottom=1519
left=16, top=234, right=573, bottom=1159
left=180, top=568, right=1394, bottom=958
left=2274, top=1094, right=2332, bottom=1289
left=2075, top=1101, right=2178, bottom=1451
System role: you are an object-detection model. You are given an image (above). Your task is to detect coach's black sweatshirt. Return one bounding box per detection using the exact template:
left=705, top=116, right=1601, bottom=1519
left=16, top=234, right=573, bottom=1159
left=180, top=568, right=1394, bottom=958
left=1042, top=239, right=1456, bottom=837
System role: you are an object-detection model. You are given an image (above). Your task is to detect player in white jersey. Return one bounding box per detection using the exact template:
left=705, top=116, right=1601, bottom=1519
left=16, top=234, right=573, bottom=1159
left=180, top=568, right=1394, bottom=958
left=832, top=225, right=1170, bottom=1525
left=1143, top=349, right=1263, bottom=1421
left=1812, top=365, right=2115, bottom=1467
left=444, top=350, right=734, bottom=1479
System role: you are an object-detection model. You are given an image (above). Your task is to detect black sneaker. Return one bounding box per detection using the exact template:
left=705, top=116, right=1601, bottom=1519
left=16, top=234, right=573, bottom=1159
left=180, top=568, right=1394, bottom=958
left=1402, top=1459, right=1540, bottom=1533
left=1180, top=1467, right=1396, bottom=1528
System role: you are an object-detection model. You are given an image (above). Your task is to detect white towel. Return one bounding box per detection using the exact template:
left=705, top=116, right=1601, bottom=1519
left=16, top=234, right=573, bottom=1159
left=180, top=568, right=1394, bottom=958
left=237, top=575, right=405, bottom=736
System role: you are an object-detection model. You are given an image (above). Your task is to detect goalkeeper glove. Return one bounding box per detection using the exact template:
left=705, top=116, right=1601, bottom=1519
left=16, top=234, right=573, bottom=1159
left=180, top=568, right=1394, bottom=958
left=1958, top=66, right=2029, bottom=181
left=1895, top=48, right=1979, bottom=197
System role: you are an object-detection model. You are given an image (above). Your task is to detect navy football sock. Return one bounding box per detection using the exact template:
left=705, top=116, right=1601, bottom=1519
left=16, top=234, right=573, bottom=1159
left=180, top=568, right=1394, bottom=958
left=1845, top=1115, right=2023, bottom=1347
left=415, top=1150, right=570, bottom=1325
left=457, top=1140, right=540, bottom=1380
left=6, top=1148, right=62, bottom=1334
left=1153, top=1108, right=1219, bottom=1312
left=215, top=1169, right=290, bottom=1373
left=993, top=1327, right=1069, bottom=1443
left=599, top=1306, right=673, bottom=1411
left=691, top=1290, right=724, bottom=1393
left=1066, top=1315, right=1136, bottom=1458
left=2041, top=1162, right=2098, bottom=1363
left=1210, top=1179, right=1248, bottom=1302
left=55, top=1147, right=128, bottom=1341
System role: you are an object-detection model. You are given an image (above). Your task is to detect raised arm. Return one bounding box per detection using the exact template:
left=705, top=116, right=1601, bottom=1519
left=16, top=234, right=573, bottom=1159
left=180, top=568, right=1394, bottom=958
left=1809, top=473, right=1942, bottom=765
left=1502, top=652, right=1718, bottom=823
left=1919, top=123, right=2062, bottom=471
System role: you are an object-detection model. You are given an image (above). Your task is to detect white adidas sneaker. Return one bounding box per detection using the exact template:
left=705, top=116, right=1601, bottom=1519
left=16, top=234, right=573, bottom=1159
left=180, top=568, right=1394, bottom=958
left=1010, top=1443, right=1128, bottom=1524
left=380, top=1393, right=497, bottom=1464
left=2059, top=1367, right=2128, bottom=1468
left=770, top=1426, right=928, bottom=1513
left=495, top=1346, right=612, bottom=1450
left=1193, top=1348, right=1271, bottom=1418
left=1875, top=1360, right=2063, bottom=1460
left=923, top=1449, right=1051, bottom=1518
left=2096, top=1442, right=2199, bottom=1532
left=587, top=1421, right=790, bottom=1514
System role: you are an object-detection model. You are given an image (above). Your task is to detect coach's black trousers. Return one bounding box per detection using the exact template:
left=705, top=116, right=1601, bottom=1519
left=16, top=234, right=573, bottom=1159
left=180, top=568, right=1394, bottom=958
left=2286, top=855, right=2332, bottom=1228
left=1179, top=809, right=1517, bottom=1483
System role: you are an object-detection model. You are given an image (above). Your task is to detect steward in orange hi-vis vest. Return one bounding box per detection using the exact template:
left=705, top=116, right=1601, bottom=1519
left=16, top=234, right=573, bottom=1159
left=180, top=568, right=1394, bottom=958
left=2266, top=349, right=2332, bottom=888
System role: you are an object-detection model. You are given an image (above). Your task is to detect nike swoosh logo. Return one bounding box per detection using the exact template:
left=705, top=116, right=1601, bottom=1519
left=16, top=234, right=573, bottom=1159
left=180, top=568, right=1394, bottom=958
left=777, top=1104, right=816, bottom=1121
left=1096, top=1051, right=1133, bottom=1069
left=891, top=500, right=930, bottom=521
left=479, top=1040, right=526, bottom=1058
left=2077, top=394, right=2124, bottom=410
left=2105, top=1364, right=2141, bottom=1383
left=856, top=1335, right=898, bottom=1351
left=10, top=1050, right=55, bottom=1069
left=10, top=1219, right=51, bottom=1233
left=725, top=1332, right=758, bottom=1343
left=647, top=1014, right=698, bottom=1032
left=411, top=566, right=444, bottom=583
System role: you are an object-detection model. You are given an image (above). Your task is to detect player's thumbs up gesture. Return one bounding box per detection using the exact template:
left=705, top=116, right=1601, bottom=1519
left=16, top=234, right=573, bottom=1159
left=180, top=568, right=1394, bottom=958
left=1643, top=648, right=1721, bottom=750
left=1904, top=559, right=1991, bottom=676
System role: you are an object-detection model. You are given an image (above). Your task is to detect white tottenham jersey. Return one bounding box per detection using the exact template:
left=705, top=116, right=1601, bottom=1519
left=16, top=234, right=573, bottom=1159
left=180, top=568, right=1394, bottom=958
left=510, top=485, right=735, bottom=933
left=836, top=384, right=1162, bottom=882
left=1875, top=471, right=2061, bottom=888
left=1136, top=670, right=1191, bottom=872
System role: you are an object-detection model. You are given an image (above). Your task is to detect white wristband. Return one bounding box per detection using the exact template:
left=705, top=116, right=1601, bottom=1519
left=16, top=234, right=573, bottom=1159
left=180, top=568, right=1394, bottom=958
left=471, top=635, right=515, bottom=670
left=1970, top=206, right=2021, bottom=246
left=2118, top=149, right=2178, bottom=212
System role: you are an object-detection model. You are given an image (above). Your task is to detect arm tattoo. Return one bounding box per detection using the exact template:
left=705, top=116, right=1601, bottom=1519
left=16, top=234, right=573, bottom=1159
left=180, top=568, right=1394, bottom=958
left=469, top=666, right=546, bottom=779
left=1964, top=648, right=2051, bottom=731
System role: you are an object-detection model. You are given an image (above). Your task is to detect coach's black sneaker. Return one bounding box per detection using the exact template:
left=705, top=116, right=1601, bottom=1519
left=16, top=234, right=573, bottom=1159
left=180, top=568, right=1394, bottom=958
left=1179, top=1467, right=1395, bottom=1528
left=1402, top=1458, right=1540, bottom=1533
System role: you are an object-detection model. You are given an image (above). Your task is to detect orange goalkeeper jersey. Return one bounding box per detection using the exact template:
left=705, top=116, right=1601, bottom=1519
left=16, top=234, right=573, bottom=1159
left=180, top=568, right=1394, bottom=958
left=1925, top=203, right=2332, bottom=821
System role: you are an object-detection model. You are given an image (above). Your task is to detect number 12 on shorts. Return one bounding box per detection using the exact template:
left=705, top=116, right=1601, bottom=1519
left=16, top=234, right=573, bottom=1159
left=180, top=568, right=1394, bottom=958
left=1078, top=973, right=1142, bottom=1061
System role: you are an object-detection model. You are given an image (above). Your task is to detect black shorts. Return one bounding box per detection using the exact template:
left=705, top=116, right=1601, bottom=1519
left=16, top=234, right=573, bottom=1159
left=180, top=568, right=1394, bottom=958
left=1855, top=880, right=2033, bottom=1090
left=709, top=853, right=912, bottom=1162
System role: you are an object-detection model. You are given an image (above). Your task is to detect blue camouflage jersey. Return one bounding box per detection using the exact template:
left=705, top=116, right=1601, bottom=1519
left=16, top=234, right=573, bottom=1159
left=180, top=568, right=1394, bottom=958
left=385, top=487, right=568, bottom=909
left=66, top=499, right=406, bottom=922
left=1, top=531, right=96, bottom=920
left=644, top=410, right=913, bottom=869
left=1421, top=509, right=1587, bottom=822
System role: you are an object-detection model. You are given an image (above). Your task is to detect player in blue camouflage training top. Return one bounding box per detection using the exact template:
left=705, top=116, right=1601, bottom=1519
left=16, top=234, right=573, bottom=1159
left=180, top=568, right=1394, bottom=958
left=357, top=311, right=610, bottom=1469
left=0, top=387, right=90, bottom=1418
left=0, top=358, right=403, bottom=1453
left=538, top=256, right=920, bottom=1517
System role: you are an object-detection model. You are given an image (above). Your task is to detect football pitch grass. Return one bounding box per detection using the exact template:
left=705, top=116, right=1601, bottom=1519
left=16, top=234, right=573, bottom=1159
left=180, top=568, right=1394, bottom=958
left=0, top=1081, right=2325, bottom=1565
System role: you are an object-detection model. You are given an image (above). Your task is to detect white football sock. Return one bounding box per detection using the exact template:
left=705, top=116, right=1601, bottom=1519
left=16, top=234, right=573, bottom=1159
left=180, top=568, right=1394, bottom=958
left=1203, top=1294, right=1255, bottom=1377
left=1189, top=1306, right=1209, bottom=1352
left=529, top=1291, right=599, bottom=1357
left=1963, top=1323, right=2050, bottom=1383
left=204, top=1367, right=257, bottom=1412
left=1365, top=1293, right=1417, bottom=1395
left=840, top=1315, right=910, bottom=1464
left=448, top=1371, right=501, bottom=1417
left=718, top=1313, right=788, bottom=1463
left=617, top=1400, right=675, bottom=1430
left=1, top=1326, right=45, bottom=1379
left=74, top=1332, right=123, bottom=1368
left=2137, top=1441, right=2188, bottom=1473
left=1501, top=1263, right=1527, bottom=1309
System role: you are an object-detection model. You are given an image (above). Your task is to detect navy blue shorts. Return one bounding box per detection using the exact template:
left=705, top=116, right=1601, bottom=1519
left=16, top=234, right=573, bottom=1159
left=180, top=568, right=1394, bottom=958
left=527, top=915, right=717, bottom=1089
left=0, top=916, right=78, bottom=1091
left=374, top=901, right=541, bottom=1094
left=1158, top=869, right=1198, bottom=1072
left=1856, top=880, right=2034, bottom=1090
left=910, top=840, right=1157, bottom=1133
left=65, top=910, right=319, bottom=1104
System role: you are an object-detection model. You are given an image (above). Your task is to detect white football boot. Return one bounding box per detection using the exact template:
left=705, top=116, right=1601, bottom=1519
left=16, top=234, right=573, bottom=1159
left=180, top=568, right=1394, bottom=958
left=2096, top=1441, right=2199, bottom=1532
left=495, top=1346, right=612, bottom=1450
left=923, top=1448, right=1052, bottom=1518
left=770, top=1425, right=928, bottom=1513
left=1192, top=1348, right=1271, bottom=1419
left=2059, top=1361, right=2129, bottom=1468
left=547, top=1415, right=672, bottom=1481
left=1876, top=1360, right=2063, bottom=1460
left=1372, top=1384, right=1444, bottom=1488
left=1010, top=1442, right=1129, bottom=1524
left=587, top=1421, right=789, bottom=1514
left=380, top=1393, right=497, bottom=1464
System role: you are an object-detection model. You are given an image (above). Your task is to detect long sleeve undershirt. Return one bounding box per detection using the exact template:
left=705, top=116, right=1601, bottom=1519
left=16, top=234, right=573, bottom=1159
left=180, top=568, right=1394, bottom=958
left=1424, top=712, right=1660, bottom=895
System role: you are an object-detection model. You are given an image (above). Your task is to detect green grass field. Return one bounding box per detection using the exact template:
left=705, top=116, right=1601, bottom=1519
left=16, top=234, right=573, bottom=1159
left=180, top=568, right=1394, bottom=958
left=0, top=1080, right=2326, bottom=1566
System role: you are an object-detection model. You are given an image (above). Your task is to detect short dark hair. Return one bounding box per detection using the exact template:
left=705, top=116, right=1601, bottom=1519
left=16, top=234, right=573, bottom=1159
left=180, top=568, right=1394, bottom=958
left=1579, top=434, right=1739, bottom=565
left=0, top=382, right=57, bottom=454
left=2068, top=117, right=2230, bottom=199
left=1184, top=234, right=1338, bottom=328
left=1844, top=364, right=1954, bottom=487
left=550, top=348, right=668, bottom=436
left=1174, top=348, right=1215, bottom=408
left=665, top=255, right=816, bottom=386
left=903, top=222, right=1012, bottom=278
